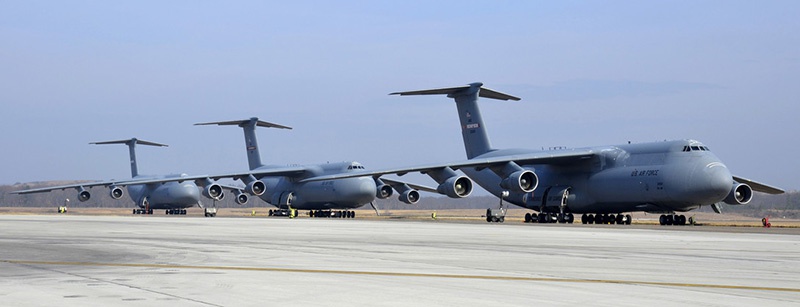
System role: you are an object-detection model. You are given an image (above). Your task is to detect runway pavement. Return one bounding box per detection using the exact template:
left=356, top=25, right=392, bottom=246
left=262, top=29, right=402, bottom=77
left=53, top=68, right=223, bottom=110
left=1, top=215, right=798, bottom=306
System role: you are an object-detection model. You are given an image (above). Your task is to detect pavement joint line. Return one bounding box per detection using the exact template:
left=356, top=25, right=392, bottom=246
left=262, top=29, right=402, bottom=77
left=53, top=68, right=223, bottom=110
left=3, top=259, right=799, bottom=293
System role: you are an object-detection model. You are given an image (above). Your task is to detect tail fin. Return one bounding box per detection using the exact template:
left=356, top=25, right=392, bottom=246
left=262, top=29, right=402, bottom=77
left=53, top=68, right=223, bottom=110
left=195, top=117, right=292, bottom=170
left=90, top=138, right=168, bottom=178
left=390, top=82, right=520, bottom=159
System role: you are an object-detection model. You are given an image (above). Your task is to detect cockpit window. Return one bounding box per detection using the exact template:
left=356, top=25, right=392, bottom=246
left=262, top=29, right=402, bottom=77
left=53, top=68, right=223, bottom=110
left=683, top=145, right=711, bottom=152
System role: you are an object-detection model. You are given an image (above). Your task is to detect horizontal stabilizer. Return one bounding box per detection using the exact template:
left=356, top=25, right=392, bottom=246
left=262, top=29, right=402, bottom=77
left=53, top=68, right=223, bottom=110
left=195, top=117, right=292, bottom=130
left=390, top=82, right=521, bottom=101
left=733, top=176, right=784, bottom=194
left=90, top=138, right=168, bottom=147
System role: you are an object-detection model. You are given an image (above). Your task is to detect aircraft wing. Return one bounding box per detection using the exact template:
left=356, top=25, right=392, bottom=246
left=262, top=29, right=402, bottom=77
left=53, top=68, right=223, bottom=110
left=10, top=180, right=125, bottom=194
left=381, top=178, right=438, bottom=193
left=107, top=166, right=309, bottom=187
left=733, top=176, right=785, bottom=194
left=12, top=166, right=309, bottom=194
left=299, top=149, right=597, bottom=182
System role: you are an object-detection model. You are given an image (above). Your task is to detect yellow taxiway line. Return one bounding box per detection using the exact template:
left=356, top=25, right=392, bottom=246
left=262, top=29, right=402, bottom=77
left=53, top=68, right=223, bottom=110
left=4, top=259, right=798, bottom=293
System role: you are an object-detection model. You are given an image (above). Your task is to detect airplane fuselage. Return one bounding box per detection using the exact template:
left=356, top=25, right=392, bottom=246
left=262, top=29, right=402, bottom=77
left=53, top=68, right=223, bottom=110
left=467, top=140, right=732, bottom=214
left=257, top=162, right=377, bottom=210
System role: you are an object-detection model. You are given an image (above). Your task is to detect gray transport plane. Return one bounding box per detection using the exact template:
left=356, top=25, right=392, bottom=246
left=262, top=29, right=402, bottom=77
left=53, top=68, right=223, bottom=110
left=11, top=138, right=246, bottom=217
left=192, top=118, right=469, bottom=217
left=306, top=82, right=785, bottom=225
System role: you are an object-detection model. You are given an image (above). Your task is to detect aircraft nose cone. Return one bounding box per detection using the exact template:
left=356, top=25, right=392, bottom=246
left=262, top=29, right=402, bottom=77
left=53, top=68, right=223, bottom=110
left=689, top=162, right=732, bottom=204
left=341, top=177, right=377, bottom=205
left=172, top=183, right=201, bottom=204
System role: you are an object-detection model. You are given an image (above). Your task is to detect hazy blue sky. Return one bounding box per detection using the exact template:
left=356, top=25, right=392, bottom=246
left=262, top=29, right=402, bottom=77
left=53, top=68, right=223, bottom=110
left=1, top=1, right=798, bottom=192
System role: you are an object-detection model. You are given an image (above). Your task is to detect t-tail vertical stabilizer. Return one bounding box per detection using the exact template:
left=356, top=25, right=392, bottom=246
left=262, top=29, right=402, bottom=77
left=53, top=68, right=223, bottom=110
left=390, top=82, right=520, bottom=159
left=195, top=117, right=292, bottom=170
left=90, top=138, right=168, bottom=178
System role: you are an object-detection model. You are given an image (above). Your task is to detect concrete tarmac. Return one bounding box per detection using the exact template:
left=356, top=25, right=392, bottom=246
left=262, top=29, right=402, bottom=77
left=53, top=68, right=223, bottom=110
left=1, top=215, right=798, bottom=306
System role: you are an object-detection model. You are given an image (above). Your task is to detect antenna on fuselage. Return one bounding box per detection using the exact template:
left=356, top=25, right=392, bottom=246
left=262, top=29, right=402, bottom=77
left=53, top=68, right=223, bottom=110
left=390, top=82, right=520, bottom=159
left=90, top=138, right=168, bottom=178
left=195, top=117, right=292, bottom=170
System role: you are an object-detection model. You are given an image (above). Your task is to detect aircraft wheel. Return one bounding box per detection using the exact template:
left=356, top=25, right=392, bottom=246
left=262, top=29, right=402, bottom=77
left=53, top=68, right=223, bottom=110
left=351, top=211, right=356, bottom=218
left=625, top=214, right=632, bottom=225
left=530, top=213, right=537, bottom=223
left=615, top=214, right=624, bottom=224
left=524, top=213, right=532, bottom=223
left=665, top=215, right=674, bottom=225
left=499, top=216, right=505, bottom=223
left=594, top=214, right=602, bottom=224
left=567, top=213, right=575, bottom=223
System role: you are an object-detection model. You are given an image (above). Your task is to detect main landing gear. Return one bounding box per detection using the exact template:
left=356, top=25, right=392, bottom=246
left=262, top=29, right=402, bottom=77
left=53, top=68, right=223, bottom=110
left=659, top=214, right=687, bottom=226
left=166, top=209, right=187, bottom=215
left=524, top=212, right=575, bottom=224
left=580, top=213, right=632, bottom=225
left=268, top=208, right=298, bottom=218
left=308, top=210, right=356, bottom=218
left=133, top=208, right=153, bottom=215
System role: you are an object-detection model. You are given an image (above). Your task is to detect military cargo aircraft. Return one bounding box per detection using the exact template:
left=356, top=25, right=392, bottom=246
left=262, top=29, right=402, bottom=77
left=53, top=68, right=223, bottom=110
left=192, top=118, right=470, bottom=218
left=11, top=138, right=248, bottom=217
left=305, top=82, right=784, bottom=225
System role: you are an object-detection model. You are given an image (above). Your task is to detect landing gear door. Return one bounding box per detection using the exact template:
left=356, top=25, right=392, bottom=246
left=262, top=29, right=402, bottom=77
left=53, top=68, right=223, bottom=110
left=543, top=186, right=571, bottom=212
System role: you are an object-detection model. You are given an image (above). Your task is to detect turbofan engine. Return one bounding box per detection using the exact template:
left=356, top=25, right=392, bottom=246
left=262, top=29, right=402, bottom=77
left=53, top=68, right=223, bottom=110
left=375, top=178, right=393, bottom=199
left=203, top=183, right=224, bottom=201
left=234, top=190, right=249, bottom=205
left=376, top=184, right=393, bottom=199
left=399, top=189, right=420, bottom=205
left=724, top=183, right=753, bottom=205
left=109, top=186, right=124, bottom=199
left=242, top=175, right=266, bottom=196
left=437, top=176, right=473, bottom=198
left=500, top=170, right=538, bottom=193
left=77, top=187, right=91, bottom=202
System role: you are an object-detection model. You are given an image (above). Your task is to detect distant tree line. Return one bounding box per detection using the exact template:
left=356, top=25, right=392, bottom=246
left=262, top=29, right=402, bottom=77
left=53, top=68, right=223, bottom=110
left=1, top=181, right=797, bottom=217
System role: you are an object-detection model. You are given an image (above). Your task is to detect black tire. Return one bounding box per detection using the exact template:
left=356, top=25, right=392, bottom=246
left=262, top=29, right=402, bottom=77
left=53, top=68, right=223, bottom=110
left=615, top=214, right=624, bottom=224
left=625, top=214, right=632, bottom=225
left=567, top=213, right=575, bottom=224
left=524, top=213, right=532, bottom=223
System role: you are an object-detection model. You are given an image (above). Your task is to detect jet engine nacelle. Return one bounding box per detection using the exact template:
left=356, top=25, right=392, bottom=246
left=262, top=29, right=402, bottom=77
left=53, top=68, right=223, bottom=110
left=399, top=189, right=420, bottom=205
left=724, top=183, right=753, bottom=205
left=77, top=188, right=91, bottom=202
left=243, top=178, right=266, bottom=196
left=500, top=170, right=538, bottom=193
left=436, top=176, right=473, bottom=198
left=203, top=183, right=224, bottom=201
left=234, top=190, right=249, bottom=205
left=109, top=186, right=124, bottom=199
left=376, top=184, right=393, bottom=199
